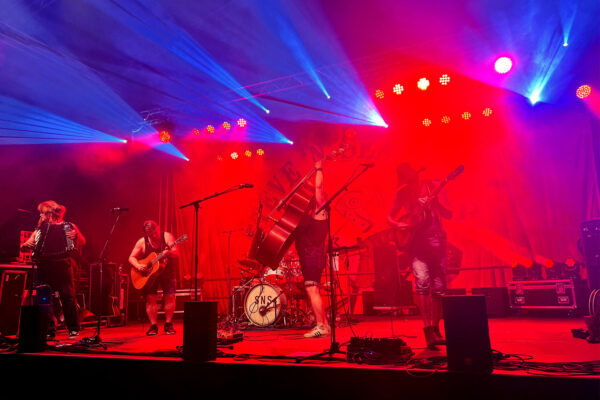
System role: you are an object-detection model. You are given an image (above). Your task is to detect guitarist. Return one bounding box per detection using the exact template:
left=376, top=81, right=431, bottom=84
left=387, top=163, right=452, bottom=350
left=128, top=220, right=179, bottom=336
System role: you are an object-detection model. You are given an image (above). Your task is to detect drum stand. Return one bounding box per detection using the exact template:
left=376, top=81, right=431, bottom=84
left=297, top=163, right=373, bottom=362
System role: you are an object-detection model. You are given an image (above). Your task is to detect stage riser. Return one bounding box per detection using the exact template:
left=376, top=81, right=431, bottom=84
left=1, top=353, right=596, bottom=399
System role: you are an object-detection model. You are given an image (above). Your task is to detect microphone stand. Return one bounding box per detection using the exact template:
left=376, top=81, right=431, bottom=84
left=179, top=185, right=252, bottom=303
left=80, top=209, right=124, bottom=348
left=298, top=164, right=373, bottom=362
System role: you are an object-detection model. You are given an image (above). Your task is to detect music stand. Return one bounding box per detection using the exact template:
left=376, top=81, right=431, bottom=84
left=79, top=209, right=124, bottom=348
left=298, top=163, right=373, bottom=362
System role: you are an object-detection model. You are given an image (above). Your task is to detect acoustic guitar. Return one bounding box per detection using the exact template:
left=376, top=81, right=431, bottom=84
left=131, top=234, right=188, bottom=290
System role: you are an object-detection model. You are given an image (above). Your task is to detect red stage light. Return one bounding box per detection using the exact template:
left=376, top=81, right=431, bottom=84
left=223, top=122, right=231, bottom=130
left=393, top=84, right=404, bottom=95
left=206, top=125, right=215, bottom=134
left=257, top=148, right=264, bottom=156
left=462, top=112, right=471, bottom=120
left=494, top=57, right=512, bottom=74
left=576, top=85, right=591, bottom=99
left=483, top=107, right=493, bottom=117
left=375, top=89, right=385, bottom=99
left=417, top=78, right=430, bottom=91
left=565, top=258, right=576, bottom=267
left=439, top=74, right=450, bottom=85
left=237, top=118, right=247, bottom=127
left=217, top=155, right=223, bottom=161
left=159, top=130, right=172, bottom=143
left=422, top=118, right=432, bottom=127
left=230, top=152, right=239, bottom=160
left=244, top=150, right=252, bottom=157
left=441, top=115, right=451, bottom=124
left=192, top=128, right=201, bottom=135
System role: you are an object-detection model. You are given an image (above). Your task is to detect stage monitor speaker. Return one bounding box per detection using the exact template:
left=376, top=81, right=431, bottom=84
left=581, top=220, right=600, bottom=291
left=18, top=305, right=49, bottom=353
left=443, top=295, right=493, bottom=374
left=373, top=244, right=400, bottom=307
left=183, top=301, right=217, bottom=362
left=0, top=270, right=27, bottom=336
left=89, top=262, right=116, bottom=316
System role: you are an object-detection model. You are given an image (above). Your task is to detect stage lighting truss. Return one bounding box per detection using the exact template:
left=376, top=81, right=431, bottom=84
left=439, top=74, right=450, bottom=85
left=422, top=118, right=432, bottom=127
left=576, top=85, right=591, bottom=99
left=393, top=84, right=404, bottom=95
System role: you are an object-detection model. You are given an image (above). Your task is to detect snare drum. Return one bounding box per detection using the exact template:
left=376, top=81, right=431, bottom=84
left=244, top=283, right=287, bottom=327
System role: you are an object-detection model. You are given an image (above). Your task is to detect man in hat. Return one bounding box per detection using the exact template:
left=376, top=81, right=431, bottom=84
left=388, top=163, right=452, bottom=350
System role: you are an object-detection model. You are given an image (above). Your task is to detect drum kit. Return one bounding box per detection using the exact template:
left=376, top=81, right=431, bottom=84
left=232, top=253, right=312, bottom=328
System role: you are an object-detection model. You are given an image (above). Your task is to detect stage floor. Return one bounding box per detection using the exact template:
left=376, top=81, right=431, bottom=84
left=39, top=315, right=598, bottom=370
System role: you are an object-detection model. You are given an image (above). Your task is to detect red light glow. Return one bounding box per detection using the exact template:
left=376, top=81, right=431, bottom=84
left=192, top=128, right=200, bottom=135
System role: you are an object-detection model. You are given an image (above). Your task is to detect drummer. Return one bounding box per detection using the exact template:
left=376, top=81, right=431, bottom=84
left=295, top=160, right=330, bottom=338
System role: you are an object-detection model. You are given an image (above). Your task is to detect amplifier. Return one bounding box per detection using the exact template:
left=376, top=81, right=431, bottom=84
left=507, top=279, right=576, bottom=309
left=0, top=270, right=27, bottom=336
left=347, top=336, right=413, bottom=364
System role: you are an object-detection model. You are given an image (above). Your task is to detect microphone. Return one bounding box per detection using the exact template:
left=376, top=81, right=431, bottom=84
left=360, top=163, right=375, bottom=168
left=111, top=207, right=130, bottom=212
left=239, top=184, right=254, bottom=188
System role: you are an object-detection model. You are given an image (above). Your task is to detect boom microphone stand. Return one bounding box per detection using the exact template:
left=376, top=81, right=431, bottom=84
left=80, top=209, right=125, bottom=348
left=179, top=184, right=254, bottom=302
left=298, top=163, right=373, bottom=362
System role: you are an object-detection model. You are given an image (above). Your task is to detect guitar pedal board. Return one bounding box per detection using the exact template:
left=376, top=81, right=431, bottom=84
left=347, top=336, right=414, bottom=365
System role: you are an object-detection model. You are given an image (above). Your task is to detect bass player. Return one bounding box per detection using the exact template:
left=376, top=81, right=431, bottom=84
left=387, top=163, right=453, bottom=350
left=128, top=220, right=180, bottom=335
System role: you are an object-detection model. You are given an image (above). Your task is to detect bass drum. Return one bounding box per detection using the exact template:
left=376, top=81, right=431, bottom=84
left=244, top=283, right=287, bottom=327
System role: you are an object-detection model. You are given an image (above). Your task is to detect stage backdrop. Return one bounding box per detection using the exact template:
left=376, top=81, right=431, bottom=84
left=1, top=102, right=598, bottom=314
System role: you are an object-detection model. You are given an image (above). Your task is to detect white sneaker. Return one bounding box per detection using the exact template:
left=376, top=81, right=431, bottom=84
left=303, top=324, right=330, bottom=338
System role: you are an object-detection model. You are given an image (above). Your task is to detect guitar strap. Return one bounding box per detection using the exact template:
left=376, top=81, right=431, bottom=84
left=143, top=232, right=167, bottom=259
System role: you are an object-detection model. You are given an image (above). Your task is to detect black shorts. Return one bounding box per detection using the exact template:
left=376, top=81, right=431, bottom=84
left=142, top=256, right=178, bottom=296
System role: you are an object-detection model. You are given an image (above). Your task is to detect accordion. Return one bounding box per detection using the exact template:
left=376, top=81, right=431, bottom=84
left=33, top=222, right=76, bottom=260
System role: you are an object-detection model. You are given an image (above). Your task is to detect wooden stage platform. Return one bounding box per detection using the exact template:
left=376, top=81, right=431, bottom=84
left=2, top=316, right=599, bottom=398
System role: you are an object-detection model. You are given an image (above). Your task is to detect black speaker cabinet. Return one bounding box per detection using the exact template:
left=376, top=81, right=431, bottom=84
left=18, top=305, right=49, bottom=353
left=0, top=270, right=27, bottom=336
left=581, top=220, right=600, bottom=291
left=183, top=301, right=217, bottom=362
left=442, top=295, right=492, bottom=374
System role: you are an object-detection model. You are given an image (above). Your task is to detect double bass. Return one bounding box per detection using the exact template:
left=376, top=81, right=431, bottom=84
left=255, top=147, right=344, bottom=270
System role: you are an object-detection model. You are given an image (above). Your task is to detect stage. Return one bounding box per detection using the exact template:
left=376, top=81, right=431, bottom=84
left=2, top=315, right=598, bottom=398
